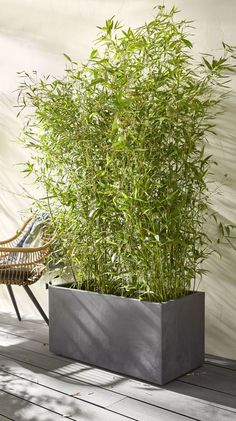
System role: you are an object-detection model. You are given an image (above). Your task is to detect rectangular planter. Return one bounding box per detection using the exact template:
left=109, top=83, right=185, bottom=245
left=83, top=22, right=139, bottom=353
left=49, top=285, right=204, bottom=385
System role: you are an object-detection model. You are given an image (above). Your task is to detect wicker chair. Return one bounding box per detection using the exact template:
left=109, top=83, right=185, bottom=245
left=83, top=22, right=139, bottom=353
left=0, top=216, right=51, bottom=325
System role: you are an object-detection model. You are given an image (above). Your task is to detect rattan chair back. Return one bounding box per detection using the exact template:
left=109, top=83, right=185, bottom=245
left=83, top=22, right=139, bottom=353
left=0, top=216, right=51, bottom=286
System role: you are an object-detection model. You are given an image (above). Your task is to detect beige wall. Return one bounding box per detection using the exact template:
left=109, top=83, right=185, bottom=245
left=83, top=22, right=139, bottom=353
left=0, top=0, right=236, bottom=358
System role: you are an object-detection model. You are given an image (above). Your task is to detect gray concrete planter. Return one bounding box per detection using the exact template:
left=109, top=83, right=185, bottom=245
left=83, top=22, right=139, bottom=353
left=49, top=285, right=204, bottom=385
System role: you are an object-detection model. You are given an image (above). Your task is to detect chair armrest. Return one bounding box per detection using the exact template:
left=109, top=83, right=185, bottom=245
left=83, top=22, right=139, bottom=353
left=0, top=242, right=52, bottom=270
left=0, top=216, right=34, bottom=245
left=0, top=242, right=51, bottom=253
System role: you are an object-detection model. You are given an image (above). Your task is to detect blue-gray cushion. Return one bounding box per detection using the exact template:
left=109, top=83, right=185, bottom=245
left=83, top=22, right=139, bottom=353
left=19, top=212, right=49, bottom=248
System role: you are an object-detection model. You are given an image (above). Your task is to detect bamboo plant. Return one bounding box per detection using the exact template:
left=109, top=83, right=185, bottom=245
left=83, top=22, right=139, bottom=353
left=18, top=6, right=236, bottom=302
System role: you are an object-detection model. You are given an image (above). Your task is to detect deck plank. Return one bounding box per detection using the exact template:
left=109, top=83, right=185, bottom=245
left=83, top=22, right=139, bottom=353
left=179, top=364, right=236, bottom=396
left=0, top=354, right=196, bottom=421
left=205, top=354, right=236, bottom=371
left=0, top=371, right=132, bottom=421
left=0, top=369, right=197, bottom=421
left=107, top=397, right=196, bottom=421
left=0, top=332, right=236, bottom=421
left=110, top=377, right=236, bottom=420
left=0, top=355, right=127, bottom=408
left=0, top=414, right=14, bottom=421
left=0, top=312, right=45, bottom=326
left=0, top=323, right=48, bottom=345
left=2, top=350, right=236, bottom=421
left=0, top=389, right=75, bottom=421
left=0, top=363, right=198, bottom=421
left=1, top=314, right=236, bottom=421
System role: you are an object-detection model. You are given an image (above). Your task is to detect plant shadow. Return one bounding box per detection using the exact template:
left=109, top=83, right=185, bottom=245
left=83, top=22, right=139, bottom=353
left=1, top=312, right=236, bottom=420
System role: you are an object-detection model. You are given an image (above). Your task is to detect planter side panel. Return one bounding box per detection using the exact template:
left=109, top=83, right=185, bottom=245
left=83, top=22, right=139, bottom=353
left=162, top=292, right=205, bottom=384
left=49, top=287, right=163, bottom=384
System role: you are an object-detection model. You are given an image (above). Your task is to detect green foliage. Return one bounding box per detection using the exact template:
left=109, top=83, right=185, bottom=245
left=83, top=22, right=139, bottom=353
left=18, top=6, right=236, bottom=302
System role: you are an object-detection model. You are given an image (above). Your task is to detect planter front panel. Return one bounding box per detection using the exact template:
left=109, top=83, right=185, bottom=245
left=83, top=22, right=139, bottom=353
left=49, top=286, right=204, bottom=385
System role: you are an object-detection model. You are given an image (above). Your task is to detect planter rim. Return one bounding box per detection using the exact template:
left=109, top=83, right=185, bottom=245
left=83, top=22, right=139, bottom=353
left=49, top=282, right=204, bottom=305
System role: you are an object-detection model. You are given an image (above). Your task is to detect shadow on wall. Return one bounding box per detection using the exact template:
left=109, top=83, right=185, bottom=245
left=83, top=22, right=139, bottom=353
left=207, top=93, right=236, bottom=211
left=202, top=92, right=236, bottom=358
left=0, top=93, right=35, bottom=234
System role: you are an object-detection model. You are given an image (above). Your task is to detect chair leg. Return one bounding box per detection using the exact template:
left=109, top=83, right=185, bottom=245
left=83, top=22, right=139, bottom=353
left=6, top=285, right=21, bottom=321
left=23, top=285, right=49, bottom=325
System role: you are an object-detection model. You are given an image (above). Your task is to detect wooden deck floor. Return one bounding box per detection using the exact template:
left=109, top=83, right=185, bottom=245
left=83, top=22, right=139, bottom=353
left=0, top=313, right=236, bottom=421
